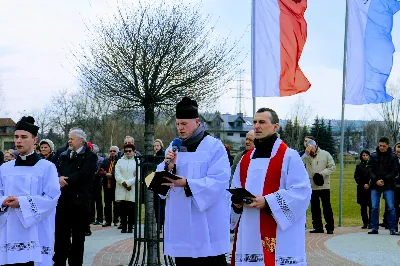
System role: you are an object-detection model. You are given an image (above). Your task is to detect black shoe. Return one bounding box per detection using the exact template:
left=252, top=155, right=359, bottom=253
left=361, top=224, right=368, bottom=229
left=326, top=230, right=334, bottom=234
left=127, top=229, right=133, bottom=233
left=85, top=231, right=92, bottom=236
left=118, top=225, right=123, bottom=229
left=379, top=223, right=387, bottom=228
left=102, top=223, right=111, bottom=227
left=390, top=230, right=397, bottom=235
left=309, top=229, right=324, bottom=233
left=121, top=229, right=127, bottom=233
left=368, top=230, right=378, bottom=234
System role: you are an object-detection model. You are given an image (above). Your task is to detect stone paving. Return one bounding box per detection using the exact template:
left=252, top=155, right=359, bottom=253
left=83, top=225, right=398, bottom=266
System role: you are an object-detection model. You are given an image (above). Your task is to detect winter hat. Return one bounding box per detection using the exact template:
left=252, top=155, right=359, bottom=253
left=176, top=97, right=199, bottom=119
left=313, top=173, right=324, bottom=186
left=39, top=139, right=55, bottom=151
left=15, top=116, right=39, bottom=136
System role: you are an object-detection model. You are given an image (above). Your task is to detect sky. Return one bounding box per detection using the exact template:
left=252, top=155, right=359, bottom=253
left=1, top=0, right=400, bottom=124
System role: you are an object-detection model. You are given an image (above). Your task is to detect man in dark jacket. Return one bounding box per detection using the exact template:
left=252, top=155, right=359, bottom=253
left=53, top=128, right=98, bottom=266
left=100, top=146, right=120, bottom=227
left=367, top=136, right=399, bottom=235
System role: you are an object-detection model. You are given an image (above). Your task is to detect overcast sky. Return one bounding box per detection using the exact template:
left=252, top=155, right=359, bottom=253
left=1, top=0, right=400, bottom=124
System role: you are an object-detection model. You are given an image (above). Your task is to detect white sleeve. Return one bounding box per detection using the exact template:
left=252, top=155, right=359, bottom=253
left=265, top=150, right=312, bottom=231
left=187, top=142, right=230, bottom=212
left=231, top=157, right=243, bottom=189
left=17, top=163, right=61, bottom=228
left=115, top=160, right=124, bottom=185
left=0, top=166, right=10, bottom=228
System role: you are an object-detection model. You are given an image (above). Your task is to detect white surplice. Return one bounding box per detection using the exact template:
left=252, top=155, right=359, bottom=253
left=156, top=135, right=231, bottom=258
left=0, top=159, right=60, bottom=265
left=231, top=138, right=311, bottom=266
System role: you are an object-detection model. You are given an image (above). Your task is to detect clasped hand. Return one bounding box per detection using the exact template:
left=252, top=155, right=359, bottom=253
left=59, top=176, right=68, bottom=188
left=233, top=195, right=267, bottom=210
left=376, top=179, right=384, bottom=187
left=122, top=181, right=131, bottom=191
left=2, top=196, right=19, bottom=208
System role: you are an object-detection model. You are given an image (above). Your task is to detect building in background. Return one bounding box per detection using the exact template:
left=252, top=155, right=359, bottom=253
left=0, top=118, right=16, bottom=150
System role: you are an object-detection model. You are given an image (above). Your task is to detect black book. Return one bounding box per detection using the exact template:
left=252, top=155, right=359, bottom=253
left=148, top=171, right=181, bottom=196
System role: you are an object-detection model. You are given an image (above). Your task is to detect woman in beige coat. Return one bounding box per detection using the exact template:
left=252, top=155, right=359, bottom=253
left=115, top=143, right=137, bottom=233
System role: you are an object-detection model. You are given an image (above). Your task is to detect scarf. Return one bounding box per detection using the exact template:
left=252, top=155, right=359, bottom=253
left=253, top=133, right=278, bottom=158
left=180, top=123, right=206, bottom=152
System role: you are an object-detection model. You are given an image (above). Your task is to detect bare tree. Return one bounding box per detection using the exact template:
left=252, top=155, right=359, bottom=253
left=31, top=107, right=52, bottom=139
left=285, top=97, right=313, bottom=150
left=71, top=1, right=242, bottom=264
left=48, top=89, right=77, bottom=139
left=374, top=80, right=400, bottom=143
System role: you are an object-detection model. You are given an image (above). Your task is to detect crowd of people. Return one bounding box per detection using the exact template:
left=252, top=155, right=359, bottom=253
left=0, top=116, right=167, bottom=265
left=3, top=95, right=397, bottom=266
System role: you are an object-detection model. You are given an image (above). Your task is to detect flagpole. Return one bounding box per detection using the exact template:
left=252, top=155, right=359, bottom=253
left=339, top=0, right=349, bottom=228
left=253, top=97, right=256, bottom=115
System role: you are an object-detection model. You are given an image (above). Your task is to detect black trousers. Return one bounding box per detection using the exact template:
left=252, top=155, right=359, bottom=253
left=54, top=200, right=88, bottom=266
left=119, top=200, right=135, bottom=230
left=154, top=193, right=166, bottom=227
left=175, top=254, right=227, bottom=266
left=104, top=186, right=119, bottom=224
left=360, top=202, right=372, bottom=225
left=311, top=189, right=335, bottom=231
left=2, top=262, right=34, bottom=266
left=90, top=184, right=103, bottom=222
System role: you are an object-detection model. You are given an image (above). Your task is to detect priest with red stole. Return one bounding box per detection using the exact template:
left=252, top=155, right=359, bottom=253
left=231, top=108, right=311, bottom=266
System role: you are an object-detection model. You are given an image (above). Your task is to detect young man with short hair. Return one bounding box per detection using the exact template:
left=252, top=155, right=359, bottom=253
left=0, top=116, right=60, bottom=265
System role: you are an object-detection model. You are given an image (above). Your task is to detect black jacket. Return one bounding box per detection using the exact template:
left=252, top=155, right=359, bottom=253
left=354, top=160, right=370, bottom=204
left=56, top=144, right=98, bottom=206
left=100, top=157, right=119, bottom=189
left=52, top=143, right=69, bottom=165
left=367, top=147, right=399, bottom=190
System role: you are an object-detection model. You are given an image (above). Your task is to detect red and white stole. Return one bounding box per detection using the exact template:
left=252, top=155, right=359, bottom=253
left=231, top=142, right=288, bottom=266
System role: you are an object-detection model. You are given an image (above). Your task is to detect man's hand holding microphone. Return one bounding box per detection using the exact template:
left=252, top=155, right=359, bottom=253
left=162, top=139, right=187, bottom=188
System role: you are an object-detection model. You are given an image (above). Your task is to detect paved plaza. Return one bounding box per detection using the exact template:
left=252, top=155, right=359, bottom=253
left=82, top=225, right=399, bottom=266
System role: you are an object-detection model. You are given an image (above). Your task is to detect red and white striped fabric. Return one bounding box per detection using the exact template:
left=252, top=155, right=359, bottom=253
left=252, top=0, right=311, bottom=97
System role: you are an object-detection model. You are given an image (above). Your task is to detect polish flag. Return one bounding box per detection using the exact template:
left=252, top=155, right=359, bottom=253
left=252, top=0, right=311, bottom=97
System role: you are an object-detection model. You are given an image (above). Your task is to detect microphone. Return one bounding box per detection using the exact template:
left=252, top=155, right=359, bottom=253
left=165, top=138, right=182, bottom=170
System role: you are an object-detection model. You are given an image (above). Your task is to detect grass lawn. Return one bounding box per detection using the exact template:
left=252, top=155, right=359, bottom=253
left=138, top=163, right=383, bottom=228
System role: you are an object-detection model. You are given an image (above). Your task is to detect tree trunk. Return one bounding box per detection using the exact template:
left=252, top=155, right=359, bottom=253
left=144, top=102, right=158, bottom=265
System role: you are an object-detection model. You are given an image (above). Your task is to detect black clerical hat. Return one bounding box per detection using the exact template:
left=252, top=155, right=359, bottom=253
left=176, top=97, right=199, bottom=119
left=15, top=116, right=39, bottom=136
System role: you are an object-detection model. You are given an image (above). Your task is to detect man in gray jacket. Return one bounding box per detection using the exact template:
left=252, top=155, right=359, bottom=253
left=302, top=139, right=336, bottom=234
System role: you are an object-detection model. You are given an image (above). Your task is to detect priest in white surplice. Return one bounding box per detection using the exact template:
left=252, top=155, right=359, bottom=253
left=231, top=108, right=311, bottom=266
left=155, top=97, right=231, bottom=266
left=0, top=116, right=60, bottom=266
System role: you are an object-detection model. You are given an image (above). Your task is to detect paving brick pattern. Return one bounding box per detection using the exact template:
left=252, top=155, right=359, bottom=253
left=90, top=227, right=365, bottom=266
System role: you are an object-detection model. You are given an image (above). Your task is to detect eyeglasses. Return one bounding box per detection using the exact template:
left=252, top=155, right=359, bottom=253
left=124, top=150, right=133, bottom=153
left=109, top=150, right=117, bottom=152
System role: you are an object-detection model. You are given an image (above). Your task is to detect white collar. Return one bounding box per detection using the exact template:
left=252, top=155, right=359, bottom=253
left=19, top=151, right=35, bottom=161
left=76, top=146, right=84, bottom=154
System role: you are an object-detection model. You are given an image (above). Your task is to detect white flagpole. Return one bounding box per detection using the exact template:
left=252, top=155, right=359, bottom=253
left=339, top=0, right=349, bottom=227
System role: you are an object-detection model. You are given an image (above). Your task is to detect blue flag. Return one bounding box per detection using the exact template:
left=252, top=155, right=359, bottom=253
left=345, top=0, right=400, bottom=105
